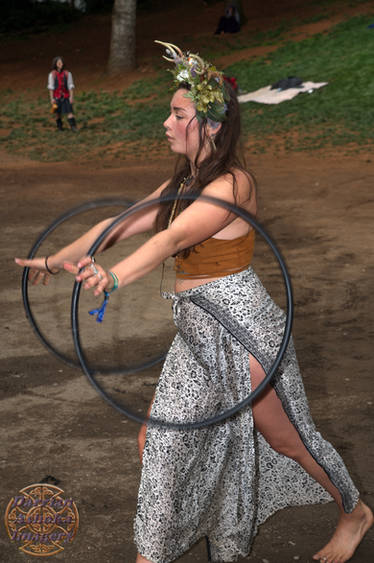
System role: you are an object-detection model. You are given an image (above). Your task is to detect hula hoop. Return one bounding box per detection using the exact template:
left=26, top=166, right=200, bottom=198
left=22, top=199, right=166, bottom=375
left=71, top=193, right=294, bottom=430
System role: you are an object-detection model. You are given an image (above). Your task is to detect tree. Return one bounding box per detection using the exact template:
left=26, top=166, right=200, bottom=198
left=108, top=0, right=137, bottom=74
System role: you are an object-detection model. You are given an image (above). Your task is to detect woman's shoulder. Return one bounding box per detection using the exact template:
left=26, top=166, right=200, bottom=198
left=204, top=168, right=255, bottom=199
left=231, top=167, right=255, bottom=187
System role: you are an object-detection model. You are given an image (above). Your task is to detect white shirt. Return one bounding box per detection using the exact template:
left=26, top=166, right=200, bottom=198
left=47, top=71, right=75, bottom=91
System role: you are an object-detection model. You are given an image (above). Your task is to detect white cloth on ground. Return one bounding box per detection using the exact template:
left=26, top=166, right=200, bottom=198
left=238, top=81, right=328, bottom=104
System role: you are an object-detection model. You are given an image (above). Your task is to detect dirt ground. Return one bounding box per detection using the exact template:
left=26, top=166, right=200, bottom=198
left=1, top=149, right=373, bottom=562
left=1, top=0, right=374, bottom=561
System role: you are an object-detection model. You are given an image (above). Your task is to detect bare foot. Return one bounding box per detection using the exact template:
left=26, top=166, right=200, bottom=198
left=312, top=500, right=373, bottom=563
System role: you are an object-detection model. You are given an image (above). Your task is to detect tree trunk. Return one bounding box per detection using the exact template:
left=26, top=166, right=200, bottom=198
left=108, top=0, right=137, bottom=74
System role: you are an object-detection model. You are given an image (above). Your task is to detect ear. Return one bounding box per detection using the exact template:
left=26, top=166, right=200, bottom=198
left=206, top=120, right=222, bottom=137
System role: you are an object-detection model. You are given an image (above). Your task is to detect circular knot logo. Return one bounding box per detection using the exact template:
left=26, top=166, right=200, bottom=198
left=4, top=483, right=79, bottom=556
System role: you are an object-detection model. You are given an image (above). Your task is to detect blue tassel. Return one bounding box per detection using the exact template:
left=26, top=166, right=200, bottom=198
left=89, top=291, right=110, bottom=323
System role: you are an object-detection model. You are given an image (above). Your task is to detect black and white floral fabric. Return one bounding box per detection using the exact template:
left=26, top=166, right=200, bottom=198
left=134, top=267, right=359, bottom=563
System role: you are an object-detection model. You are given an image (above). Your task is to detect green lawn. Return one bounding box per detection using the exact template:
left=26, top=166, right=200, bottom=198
left=1, top=11, right=373, bottom=161
left=229, top=14, right=374, bottom=152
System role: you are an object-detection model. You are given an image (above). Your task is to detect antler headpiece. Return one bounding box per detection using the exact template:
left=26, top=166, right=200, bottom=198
left=155, top=40, right=229, bottom=123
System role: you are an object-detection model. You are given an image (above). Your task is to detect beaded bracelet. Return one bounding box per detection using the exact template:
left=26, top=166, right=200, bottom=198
left=88, top=271, right=119, bottom=323
left=107, top=271, right=119, bottom=293
left=45, top=256, right=59, bottom=275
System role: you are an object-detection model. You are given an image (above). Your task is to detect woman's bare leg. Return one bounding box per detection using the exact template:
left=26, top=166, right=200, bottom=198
left=136, top=554, right=153, bottom=563
left=250, top=355, right=373, bottom=563
left=137, top=394, right=155, bottom=464
left=137, top=422, right=147, bottom=464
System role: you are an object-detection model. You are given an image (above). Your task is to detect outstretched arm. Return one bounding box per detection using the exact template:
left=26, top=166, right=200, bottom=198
left=68, top=172, right=253, bottom=295
left=14, top=180, right=169, bottom=283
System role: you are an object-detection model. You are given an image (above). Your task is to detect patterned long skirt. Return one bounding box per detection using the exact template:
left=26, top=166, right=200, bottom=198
left=134, top=267, right=359, bottom=563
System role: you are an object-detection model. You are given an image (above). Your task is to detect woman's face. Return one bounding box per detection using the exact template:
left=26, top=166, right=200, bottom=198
left=56, top=59, right=63, bottom=71
left=163, top=89, right=201, bottom=161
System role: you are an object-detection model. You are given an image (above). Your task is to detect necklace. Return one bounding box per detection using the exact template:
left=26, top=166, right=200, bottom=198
left=160, top=175, right=194, bottom=294
left=167, top=175, right=194, bottom=228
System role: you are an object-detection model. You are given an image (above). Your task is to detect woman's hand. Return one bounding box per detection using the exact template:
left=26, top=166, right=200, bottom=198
left=14, top=256, right=59, bottom=286
left=63, top=256, right=114, bottom=296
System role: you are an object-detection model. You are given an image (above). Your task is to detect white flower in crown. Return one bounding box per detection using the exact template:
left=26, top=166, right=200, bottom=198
left=176, top=69, right=189, bottom=82
left=155, top=40, right=230, bottom=122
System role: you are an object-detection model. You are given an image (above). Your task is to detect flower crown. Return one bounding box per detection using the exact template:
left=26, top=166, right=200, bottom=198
left=155, top=40, right=229, bottom=123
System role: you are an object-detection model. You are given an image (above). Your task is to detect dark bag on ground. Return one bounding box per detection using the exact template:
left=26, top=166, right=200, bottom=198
left=270, top=76, right=303, bottom=90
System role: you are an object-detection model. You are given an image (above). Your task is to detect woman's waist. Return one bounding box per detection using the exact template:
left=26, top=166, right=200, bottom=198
left=174, top=230, right=255, bottom=280
left=165, top=268, right=286, bottom=370
left=175, top=274, right=224, bottom=293
left=165, top=266, right=275, bottom=308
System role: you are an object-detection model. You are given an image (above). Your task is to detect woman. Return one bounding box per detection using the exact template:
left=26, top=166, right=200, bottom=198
left=16, top=42, right=372, bottom=563
left=47, top=56, right=78, bottom=132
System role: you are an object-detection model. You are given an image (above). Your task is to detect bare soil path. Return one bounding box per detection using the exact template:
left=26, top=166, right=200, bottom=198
left=1, top=149, right=373, bottom=562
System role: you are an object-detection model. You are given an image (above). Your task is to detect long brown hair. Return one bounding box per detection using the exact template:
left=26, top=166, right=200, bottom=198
left=155, top=81, right=255, bottom=255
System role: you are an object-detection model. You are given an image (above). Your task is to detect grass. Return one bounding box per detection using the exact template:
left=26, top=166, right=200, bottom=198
left=1, top=11, right=374, bottom=161
left=0, top=86, right=171, bottom=162
left=192, top=21, right=296, bottom=61
left=228, top=14, right=374, bottom=152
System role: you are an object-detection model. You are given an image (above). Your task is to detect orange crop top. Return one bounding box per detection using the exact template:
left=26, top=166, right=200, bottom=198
left=174, top=229, right=255, bottom=280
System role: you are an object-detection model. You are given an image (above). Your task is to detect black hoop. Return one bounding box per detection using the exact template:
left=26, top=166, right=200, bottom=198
left=71, top=193, right=294, bottom=430
left=21, top=199, right=166, bottom=375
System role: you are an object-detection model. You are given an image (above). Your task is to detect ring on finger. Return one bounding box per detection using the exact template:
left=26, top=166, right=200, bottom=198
left=90, top=263, right=99, bottom=276
left=96, top=272, right=103, bottom=281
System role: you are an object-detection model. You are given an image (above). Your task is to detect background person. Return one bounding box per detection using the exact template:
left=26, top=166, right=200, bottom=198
left=47, top=56, right=77, bottom=132
left=214, top=3, right=241, bottom=34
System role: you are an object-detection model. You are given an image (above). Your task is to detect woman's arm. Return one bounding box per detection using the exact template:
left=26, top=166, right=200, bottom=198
left=71, top=172, right=253, bottom=294
left=51, top=192, right=162, bottom=269
left=99, top=180, right=169, bottom=250
left=14, top=180, right=169, bottom=279
left=67, top=72, right=75, bottom=104
left=47, top=72, right=55, bottom=104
